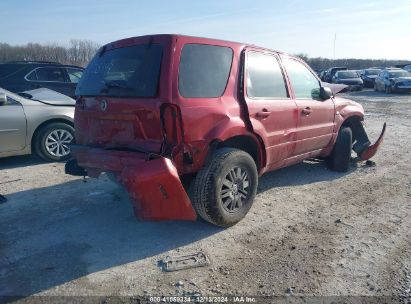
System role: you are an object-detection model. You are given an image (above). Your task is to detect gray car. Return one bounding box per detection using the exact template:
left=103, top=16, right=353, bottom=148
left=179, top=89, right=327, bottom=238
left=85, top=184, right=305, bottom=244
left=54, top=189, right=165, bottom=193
left=0, top=87, right=75, bottom=161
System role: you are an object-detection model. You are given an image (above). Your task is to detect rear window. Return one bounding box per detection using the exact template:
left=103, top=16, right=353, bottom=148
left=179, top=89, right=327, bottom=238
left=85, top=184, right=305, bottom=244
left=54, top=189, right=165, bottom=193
left=337, top=71, right=359, bottom=79
left=76, top=44, right=163, bottom=97
left=179, top=44, right=233, bottom=98
left=0, top=64, right=27, bottom=80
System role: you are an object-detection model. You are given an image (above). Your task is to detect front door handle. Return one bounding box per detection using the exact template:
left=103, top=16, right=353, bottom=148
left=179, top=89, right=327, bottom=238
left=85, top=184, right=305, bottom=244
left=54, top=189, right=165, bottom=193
left=301, top=107, right=313, bottom=115
left=256, top=109, right=271, bottom=119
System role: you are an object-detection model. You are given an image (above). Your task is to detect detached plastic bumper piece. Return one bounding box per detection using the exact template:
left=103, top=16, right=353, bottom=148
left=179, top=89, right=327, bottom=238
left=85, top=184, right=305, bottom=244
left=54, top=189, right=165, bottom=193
left=358, top=123, right=386, bottom=161
left=70, top=146, right=197, bottom=221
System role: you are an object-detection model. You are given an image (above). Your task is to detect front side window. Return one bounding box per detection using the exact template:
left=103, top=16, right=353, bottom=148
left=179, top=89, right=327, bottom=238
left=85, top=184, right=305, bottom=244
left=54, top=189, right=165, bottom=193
left=31, top=67, right=67, bottom=82
left=67, top=68, right=83, bottom=83
left=76, top=44, right=163, bottom=97
left=246, top=52, right=288, bottom=99
left=179, top=44, right=233, bottom=98
left=282, top=58, right=320, bottom=99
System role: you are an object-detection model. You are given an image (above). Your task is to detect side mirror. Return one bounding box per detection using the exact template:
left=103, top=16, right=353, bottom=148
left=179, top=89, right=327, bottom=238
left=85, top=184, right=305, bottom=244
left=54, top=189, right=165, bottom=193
left=0, top=93, right=7, bottom=105
left=320, top=86, right=333, bottom=100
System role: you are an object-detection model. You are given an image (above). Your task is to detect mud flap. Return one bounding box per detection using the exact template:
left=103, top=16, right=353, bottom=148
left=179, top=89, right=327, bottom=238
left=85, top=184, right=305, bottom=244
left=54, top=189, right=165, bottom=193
left=121, top=157, right=197, bottom=221
left=359, top=122, right=386, bottom=161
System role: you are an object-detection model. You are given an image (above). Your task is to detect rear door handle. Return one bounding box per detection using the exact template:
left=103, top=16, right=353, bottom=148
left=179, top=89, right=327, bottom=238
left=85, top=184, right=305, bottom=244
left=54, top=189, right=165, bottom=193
left=301, top=107, right=313, bottom=115
left=256, top=109, right=271, bottom=119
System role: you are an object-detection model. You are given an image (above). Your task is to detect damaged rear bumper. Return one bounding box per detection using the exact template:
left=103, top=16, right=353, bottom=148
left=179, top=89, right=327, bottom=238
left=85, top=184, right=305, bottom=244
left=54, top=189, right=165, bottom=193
left=66, top=146, right=197, bottom=221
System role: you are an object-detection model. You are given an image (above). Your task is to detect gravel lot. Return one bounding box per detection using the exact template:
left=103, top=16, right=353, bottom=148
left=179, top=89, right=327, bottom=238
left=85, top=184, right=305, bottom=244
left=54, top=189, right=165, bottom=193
left=1, top=90, right=410, bottom=302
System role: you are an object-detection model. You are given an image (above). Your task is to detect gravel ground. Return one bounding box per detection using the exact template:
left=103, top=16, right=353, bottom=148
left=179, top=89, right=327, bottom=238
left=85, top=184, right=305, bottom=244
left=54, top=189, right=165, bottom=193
left=0, top=90, right=410, bottom=303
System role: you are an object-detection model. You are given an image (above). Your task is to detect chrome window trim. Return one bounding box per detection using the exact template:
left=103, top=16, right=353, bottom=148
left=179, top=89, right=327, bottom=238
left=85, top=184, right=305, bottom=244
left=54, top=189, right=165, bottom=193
left=24, top=66, right=69, bottom=83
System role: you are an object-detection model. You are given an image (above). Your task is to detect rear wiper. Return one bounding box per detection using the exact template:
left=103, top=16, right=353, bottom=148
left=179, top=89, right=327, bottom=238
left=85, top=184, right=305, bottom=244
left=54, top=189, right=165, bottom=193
left=100, top=80, right=134, bottom=93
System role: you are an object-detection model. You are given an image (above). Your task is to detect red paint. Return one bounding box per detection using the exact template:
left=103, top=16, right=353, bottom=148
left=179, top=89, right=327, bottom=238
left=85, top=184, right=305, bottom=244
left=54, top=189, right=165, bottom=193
left=72, top=146, right=196, bottom=220
left=71, top=34, right=385, bottom=221
left=360, top=123, right=386, bottom=160
left=121, top=157, right=196, bottom=221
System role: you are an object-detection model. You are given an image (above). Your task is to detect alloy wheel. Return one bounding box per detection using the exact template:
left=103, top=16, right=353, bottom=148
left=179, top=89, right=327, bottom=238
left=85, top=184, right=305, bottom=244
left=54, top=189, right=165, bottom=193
left=220, top=166, right=249, bottom=212
left=44, top=129, right=73, bottom=157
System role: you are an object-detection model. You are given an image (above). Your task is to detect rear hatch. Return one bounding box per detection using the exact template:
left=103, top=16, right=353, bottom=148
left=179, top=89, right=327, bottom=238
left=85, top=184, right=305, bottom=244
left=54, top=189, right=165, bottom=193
left=75, top=36, right=172, bottom=153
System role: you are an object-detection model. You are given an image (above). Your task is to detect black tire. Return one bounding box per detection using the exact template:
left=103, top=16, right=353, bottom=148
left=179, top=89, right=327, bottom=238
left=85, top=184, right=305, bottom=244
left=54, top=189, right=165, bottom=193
left=326, top=127, right=352, bottom=172
left=34, top=122, right=75, bottom=162
left=190, top=148, right=258, bottom=227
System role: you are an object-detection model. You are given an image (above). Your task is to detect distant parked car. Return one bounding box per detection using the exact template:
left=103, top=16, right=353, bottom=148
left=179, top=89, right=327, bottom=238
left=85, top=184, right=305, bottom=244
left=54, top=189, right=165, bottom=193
left=319, top=70, right=327, bottom=81
left=332, top=70, right=363, bottom=91
left=0, top=87, right=75, bottom=161
left=360, top=69, right=381, bottom=88
left=404, top=65, right=411, bottom=72
left=374, top=69, right=411, bottom=93
left=0, top=61, right=84, bottom=98
left=323, top=67, right=347, bottom=83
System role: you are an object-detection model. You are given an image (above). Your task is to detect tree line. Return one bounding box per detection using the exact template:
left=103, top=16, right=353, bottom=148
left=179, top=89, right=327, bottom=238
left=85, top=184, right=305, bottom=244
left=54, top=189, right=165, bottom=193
left=0, top=40, right=100, bottom=67
left=0, top=41, right=409, bottom=70
left=296, top=54, right=410, bottom=71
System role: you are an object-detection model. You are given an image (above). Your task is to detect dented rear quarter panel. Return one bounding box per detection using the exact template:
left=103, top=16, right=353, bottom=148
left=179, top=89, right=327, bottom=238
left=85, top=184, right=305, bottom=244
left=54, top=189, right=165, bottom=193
left=170, top=37, right=264, bottom=174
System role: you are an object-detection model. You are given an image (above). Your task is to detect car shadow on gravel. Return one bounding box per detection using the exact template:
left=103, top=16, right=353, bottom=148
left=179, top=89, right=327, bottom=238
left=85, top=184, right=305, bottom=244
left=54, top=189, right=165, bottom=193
left=0, top=178, right=222, bottom=299
left=258, top=159, right=353, bottom=192
left=0, top=159, right=354, bottom=299
left=0, top=155, right=44, bottom=170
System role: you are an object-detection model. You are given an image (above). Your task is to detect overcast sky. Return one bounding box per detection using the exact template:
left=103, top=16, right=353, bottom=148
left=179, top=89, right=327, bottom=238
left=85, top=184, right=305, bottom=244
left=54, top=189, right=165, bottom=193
left=2, top=0, right=410, bottom=59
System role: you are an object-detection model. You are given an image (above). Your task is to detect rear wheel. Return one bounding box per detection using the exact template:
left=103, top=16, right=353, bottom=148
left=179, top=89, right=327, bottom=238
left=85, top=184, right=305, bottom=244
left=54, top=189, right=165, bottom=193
left=326, top=126, right=352, bottom=172
left=190, top=148, right=258, bottom=227
left=34, top=122, right=75, bottom=162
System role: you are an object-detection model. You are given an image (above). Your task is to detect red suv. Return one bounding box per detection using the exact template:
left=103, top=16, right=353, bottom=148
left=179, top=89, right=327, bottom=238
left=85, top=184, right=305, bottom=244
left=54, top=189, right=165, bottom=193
left=66, top=35, right=385, bottom=227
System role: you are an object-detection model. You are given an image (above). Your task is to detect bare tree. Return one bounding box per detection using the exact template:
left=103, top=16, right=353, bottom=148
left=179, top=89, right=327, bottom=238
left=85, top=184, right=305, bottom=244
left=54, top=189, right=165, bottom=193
left=0, top=40, right=100, bottom=67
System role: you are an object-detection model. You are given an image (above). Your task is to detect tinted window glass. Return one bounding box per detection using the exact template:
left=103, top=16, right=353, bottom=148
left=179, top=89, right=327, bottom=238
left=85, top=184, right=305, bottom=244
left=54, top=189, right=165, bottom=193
left=337, top=71, right=359, bottom=79
left=76, top=44, right=163, bottom=97
left=26, top=69, right=37, bottom=80
left=67, top=68, right=83, bottom=83
left=282, top=58, right=320, bottom=99
left=179, top=44, right=233, bottom=98
left=246, top=52, right=288, bottom=98
left=35, top=67, right=66, bottom=82
left=0, top=64, right=26, bottom=79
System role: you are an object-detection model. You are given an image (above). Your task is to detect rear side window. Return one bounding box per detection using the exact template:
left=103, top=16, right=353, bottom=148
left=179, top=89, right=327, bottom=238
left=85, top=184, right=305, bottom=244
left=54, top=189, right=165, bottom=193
left=246, top=52, right=288, bottom=99
left=76, top=44, right=163, bottom=97
left=282, top=58, right=320, bottom=99
left=27, top=67, right=67, bottom=82
left=179, top=44, right=233, bottom=98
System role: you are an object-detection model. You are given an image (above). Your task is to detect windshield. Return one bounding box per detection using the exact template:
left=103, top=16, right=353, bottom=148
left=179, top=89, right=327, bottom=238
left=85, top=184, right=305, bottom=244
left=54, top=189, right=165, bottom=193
left=365, top=69, right=380, bottom=76
left=337, top=71, right=359, bottom=79
left=76, top=44, right=163, bottom=97
left=388, top=70, right=411, bottom=78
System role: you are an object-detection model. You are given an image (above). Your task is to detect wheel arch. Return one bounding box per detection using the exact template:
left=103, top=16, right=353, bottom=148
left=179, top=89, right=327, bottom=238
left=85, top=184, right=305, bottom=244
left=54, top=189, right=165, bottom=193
left=30, top=118, right=74, bottom=153
left=213, top=133, right=266, bottom=172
